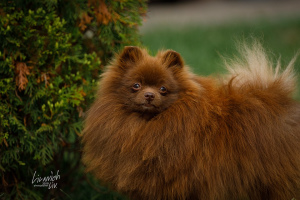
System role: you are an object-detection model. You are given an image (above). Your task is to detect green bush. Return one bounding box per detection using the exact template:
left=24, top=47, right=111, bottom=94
left=0, top=0, right=147, bottom=199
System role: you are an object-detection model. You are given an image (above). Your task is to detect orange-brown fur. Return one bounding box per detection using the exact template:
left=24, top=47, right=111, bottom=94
left=82, top=44, right=300, bottom=200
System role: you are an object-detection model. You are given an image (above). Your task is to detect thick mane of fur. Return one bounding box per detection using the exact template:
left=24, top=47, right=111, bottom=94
left=82, top=44, right=300, bottom=200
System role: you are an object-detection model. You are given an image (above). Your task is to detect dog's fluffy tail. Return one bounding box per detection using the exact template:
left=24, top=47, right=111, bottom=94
left=224, top=42, right=297, bottom=95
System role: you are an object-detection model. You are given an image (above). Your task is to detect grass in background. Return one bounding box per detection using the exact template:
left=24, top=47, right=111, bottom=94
left=141, top=18, right=300, bottom=99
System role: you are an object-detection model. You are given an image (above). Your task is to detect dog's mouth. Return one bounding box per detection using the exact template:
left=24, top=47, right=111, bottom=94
left=142, top=103, right=155, bottom=108
left=128, top=101, right=161, bottom=114
left=137, top=102, right=161, bottom=113
left=141, top=103, right=158, bottom=109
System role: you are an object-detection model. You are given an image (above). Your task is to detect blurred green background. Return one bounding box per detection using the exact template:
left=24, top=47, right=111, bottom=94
left=141, top=18, right=300, bottom=98
left=142, top=20, right=300, bottom=74
left=141, top=0, right=300, bottom=99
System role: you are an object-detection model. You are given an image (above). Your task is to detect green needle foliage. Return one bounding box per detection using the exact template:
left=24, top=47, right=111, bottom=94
left=0, top=0, right=147, bottom=199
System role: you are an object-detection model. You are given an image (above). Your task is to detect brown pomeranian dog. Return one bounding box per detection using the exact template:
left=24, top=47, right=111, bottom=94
left=82, top=43, right=300, bottom=200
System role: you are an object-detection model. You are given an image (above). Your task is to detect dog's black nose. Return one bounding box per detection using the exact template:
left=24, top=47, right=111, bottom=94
left=144, top=92, right=155, bottom=101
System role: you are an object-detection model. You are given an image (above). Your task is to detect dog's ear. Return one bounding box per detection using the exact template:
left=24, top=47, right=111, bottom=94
left=118, top=46, right=142, bottom=65
left=161, top=50, right=184, bottom=69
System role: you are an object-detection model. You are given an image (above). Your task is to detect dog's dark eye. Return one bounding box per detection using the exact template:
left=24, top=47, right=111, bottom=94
left=160, top=86, right=167, bottom=94
left=132, top=83, right=141, bottom=91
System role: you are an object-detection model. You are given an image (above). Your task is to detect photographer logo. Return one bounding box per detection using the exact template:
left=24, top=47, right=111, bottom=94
left=32, top=170, right=60, bottom=189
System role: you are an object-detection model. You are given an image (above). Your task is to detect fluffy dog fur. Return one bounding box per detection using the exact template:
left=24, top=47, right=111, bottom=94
left=82, top=43, right=300, bottom=200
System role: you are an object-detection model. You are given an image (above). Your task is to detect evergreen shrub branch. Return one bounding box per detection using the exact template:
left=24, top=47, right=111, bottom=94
left=0, top=0, right=147, bottom=199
